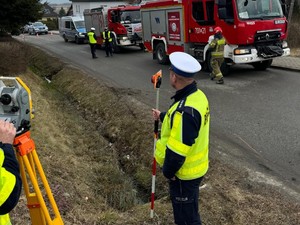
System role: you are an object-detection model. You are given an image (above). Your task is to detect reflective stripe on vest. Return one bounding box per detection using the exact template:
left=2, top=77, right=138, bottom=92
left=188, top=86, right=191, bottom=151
left=155, top=90, right=210, bottom=180
left=211, top=38, right=225, bottom=57
left=0, top=214, right=11, bottom=225
left=0, top=149, right=14, bottom=225
left=87, top=32, right=97, bottom=44
left=102, top=31, right=112, bottom=42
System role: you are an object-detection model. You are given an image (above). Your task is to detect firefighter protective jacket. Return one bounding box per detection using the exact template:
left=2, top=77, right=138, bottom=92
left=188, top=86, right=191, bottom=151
left=209, top=34, right=226, bottom=58
left=0, top=144, right=22, bottom=225
left=155, top=82, right=210, bottom=180
left=87, top=32, right=97, bottom=44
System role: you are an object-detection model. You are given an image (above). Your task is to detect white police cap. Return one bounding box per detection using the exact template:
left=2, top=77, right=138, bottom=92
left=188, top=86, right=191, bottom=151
left=169, top=52, right=201, bottom=77
left=91, top=27, right=95, bottom=31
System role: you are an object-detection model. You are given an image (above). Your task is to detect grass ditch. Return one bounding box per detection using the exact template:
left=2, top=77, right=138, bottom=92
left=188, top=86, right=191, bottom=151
left=1, top=38, right=300, bottom=225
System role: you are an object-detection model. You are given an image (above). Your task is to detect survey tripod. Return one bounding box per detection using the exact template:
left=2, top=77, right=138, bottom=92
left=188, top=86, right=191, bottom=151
left=0, top=77, right=64, bottom=225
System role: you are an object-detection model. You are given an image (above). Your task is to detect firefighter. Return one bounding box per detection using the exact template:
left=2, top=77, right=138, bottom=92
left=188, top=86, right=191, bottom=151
left=209, top=26, right=225, bottom=84
left=102, top=27, right=113, bottom=57
left=0, top=120, right=22, bottom=225
left=87, top=27, right=97, bottom=59
left=152, top=52, right=210, bottom=225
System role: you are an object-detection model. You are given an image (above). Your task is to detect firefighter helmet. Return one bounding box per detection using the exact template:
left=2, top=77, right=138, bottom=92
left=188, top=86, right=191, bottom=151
left=214, top=26, right=222, bottom=34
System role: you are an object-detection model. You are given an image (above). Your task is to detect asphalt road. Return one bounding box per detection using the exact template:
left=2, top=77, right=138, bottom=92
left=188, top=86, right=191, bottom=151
left=15, top=34, right=300, bottom=199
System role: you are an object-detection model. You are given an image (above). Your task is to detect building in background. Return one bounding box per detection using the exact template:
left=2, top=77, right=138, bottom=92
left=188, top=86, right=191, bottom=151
left=69, top=0, right=151, bottom=16
left=50, top=3, right=72, bottom=15
left=42, top=3, right=59, bottom=21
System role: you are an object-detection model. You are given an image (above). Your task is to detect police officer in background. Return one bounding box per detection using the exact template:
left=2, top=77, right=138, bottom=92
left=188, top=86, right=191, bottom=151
left=208, top=26, right=225, bottom=84
left=102, top=27, right=113, bottom=57
left=0, top=120, right=22, bottom=225
left=152, top=52, right=210, bottom=225
left=87, top=27, right=98, bottom=59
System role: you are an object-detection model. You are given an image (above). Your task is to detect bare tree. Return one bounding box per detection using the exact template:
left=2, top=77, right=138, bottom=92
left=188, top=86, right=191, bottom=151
left=287, top=0, right=296, bottom=34
left=288, top=0, right=296, bottom=22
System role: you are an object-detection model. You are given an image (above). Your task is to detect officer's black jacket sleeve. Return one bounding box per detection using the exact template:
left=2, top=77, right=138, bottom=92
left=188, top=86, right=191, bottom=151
left=0, top=143, right=22, bottom=215
left=159, top=112, right=166, bottom=122
left=162, top=108, right=201, bottom=179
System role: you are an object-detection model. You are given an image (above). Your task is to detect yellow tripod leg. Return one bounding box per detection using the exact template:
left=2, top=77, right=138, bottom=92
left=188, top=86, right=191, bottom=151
left=17, top=152, right=46, bottom=225
left=14, top=131, right=64, bottom=225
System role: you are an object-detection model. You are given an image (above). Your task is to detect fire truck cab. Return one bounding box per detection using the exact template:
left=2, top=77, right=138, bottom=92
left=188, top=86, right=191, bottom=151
left=141, top=0, right=290, bottom=74
left=84, top=5, right=143, bottom=52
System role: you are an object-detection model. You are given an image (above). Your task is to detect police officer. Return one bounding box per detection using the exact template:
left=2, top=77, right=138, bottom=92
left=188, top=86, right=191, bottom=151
left=102, top=27, right=113, bottom=57
left=0, top=120, right=22, bottom=225
left=87, top=27, right=97, bottom=59
left=152, top=52, right=210, bottom=225
left=209, top=26, right=225, bottom=84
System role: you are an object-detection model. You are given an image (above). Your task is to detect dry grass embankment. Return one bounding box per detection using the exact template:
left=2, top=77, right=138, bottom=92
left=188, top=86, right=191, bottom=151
left=0, top=37, right=299, bottom=225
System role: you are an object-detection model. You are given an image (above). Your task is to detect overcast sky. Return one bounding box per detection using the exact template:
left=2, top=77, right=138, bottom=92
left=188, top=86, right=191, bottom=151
left=41, top=0, right=70, bottom=4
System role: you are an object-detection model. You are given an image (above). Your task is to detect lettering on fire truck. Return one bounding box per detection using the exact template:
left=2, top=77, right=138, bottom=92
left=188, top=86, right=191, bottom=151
left=195, top=27, right=206, bottom=34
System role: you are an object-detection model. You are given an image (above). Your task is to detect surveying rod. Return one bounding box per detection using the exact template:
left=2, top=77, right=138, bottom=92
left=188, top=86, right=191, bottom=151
left=0, top=76, right=64, bottom=225
left=150, top=70, right=162, bottom=219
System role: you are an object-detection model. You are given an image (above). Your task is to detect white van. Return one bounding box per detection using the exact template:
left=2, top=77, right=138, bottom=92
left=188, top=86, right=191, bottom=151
left=59, top=16, right=87, bottom=44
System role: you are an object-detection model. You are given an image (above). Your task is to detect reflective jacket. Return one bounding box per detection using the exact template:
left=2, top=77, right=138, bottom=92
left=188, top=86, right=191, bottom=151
left=155, top=88, right=210, bottom=180
left=87, top=32, right=97, bottom=44
left=0, top=144, right=22, bottom=225
left=209, top=34, right=225, bottom=58
left=102, top=31, right=112, bottom=43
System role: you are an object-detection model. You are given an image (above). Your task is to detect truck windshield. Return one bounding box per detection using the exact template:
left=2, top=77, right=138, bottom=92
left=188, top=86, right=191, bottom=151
left=74, top=21, right=85, bottom=29
left=120, top=10, right=141, bottom=23
left=236, top=0, right=283, bottom=20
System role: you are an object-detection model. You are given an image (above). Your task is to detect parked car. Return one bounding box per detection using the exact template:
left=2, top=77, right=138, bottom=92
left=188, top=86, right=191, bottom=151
left=28, top=22, right=48, bottom=35
left=21, top=23, right=32, bottom=33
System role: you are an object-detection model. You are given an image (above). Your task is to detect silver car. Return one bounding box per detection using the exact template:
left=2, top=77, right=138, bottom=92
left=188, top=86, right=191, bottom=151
left=28, top=22, right=48, bottom=35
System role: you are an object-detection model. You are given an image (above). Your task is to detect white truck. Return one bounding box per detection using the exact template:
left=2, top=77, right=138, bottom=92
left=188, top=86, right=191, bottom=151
left=59, top=16, right=87, bottom=44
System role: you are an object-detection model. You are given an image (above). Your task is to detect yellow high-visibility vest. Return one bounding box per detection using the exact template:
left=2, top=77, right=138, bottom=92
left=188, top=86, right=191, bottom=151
left=0, top=214, right=11, bottom=225
left=155, top=90, right=210, bottom=180
left=87, top=32, right=97, bottom=44
left=0, top=149, right=15, bottom=225
left=102, top=31, right=112, bottom=42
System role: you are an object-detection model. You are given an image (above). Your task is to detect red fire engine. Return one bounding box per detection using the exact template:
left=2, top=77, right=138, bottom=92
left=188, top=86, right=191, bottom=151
left=141, top=0, right=290, bottom=74
left=84, top=4, right=143, bottom=52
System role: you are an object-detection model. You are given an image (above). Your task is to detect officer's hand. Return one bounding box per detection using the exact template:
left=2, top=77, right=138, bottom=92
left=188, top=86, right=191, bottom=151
left=152, top=109, right=161, bottom=121
left=0, top=120, right=16, bottom=144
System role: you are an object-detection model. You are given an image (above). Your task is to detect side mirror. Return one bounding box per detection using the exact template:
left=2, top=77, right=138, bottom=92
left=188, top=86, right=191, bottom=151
left=218, top=8, right=234, bottom=24
left=218, top=8, right=227, bottom=19
left=216, top=0, right=226, bottom=7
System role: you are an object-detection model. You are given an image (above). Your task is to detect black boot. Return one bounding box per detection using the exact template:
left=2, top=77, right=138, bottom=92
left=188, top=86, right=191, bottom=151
left=216, top=78, right=224, bottom=84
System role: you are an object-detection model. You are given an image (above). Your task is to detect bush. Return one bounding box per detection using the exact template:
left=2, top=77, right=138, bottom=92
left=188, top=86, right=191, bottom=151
left=44, top=18, right=58, bottom=30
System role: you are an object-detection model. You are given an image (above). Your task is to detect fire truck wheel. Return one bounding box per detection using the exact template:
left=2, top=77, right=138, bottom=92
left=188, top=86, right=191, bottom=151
left=203, top=50, right=213, bottom=72
left=112, top=40, right=121, bottom=53
left=155, top=43, right=168, bottom=64
left=220, top=62, right=230, bottom=76
left=139, top=43, right=145, bottom=50
left=63, top=34, right=68, bottom=42
left=205, top=51, right=230, bottom=76
left=251, top=59, right=273, bottom=70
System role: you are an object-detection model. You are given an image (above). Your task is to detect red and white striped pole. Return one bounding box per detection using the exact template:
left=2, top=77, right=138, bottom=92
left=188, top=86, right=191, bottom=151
left=150, top=70, right=162, bottom=219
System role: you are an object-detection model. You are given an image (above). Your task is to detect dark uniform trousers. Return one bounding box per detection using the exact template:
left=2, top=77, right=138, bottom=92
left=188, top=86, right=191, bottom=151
left=169, top=176, right=203, bottom=225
